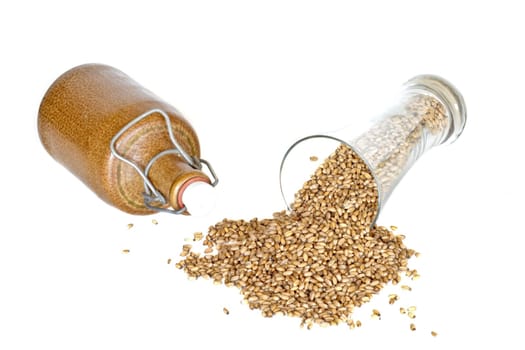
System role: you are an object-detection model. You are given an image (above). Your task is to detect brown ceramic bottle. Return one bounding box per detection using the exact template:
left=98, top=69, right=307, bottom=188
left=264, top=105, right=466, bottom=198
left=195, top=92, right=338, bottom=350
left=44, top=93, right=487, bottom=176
left=38, top=64, right=217, bottom=215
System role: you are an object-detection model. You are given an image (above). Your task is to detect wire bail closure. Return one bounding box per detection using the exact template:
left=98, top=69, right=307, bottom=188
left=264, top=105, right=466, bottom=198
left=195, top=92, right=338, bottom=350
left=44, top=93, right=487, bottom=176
left=109, top=108, right=218, bottom=214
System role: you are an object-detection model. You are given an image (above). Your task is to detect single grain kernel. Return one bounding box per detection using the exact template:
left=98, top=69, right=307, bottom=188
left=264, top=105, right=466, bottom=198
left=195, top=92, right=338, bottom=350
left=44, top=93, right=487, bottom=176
left=388, top=294, right=399, bottom=304
left=401, top=285, right=412, bottom=291
left=410, top=323, right=416, bottom=331
left=127, top=223, right=134, bottom=229
left=122, top=249, right=130, bottom=254
left=167, top=258, right=172, bottom=264
left=371, top=309, right=381, bottom=320
left=309, top=155, right=319, bottom=161
left=223, top=307, right=230, bottom=315
left=152, top=219, right=158, bottom=225
left=431, top=331, right=438, bottom=337
left=193, top=232, right=204, bottom=241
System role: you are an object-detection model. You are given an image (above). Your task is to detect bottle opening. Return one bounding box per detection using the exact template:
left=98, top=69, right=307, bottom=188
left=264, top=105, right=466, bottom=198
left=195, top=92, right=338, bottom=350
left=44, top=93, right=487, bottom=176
left=279, top=134, right=382, bottom=226
left=179, top=179, right=217, bottom=217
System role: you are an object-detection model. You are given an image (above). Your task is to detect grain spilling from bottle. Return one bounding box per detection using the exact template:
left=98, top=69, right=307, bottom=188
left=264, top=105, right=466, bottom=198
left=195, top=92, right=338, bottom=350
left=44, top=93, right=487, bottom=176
left=178, top=144, right=415, bottom=327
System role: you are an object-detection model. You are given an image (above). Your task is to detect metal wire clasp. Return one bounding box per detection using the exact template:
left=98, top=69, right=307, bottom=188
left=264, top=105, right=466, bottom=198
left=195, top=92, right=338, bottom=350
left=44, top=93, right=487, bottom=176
left=109, top=108, right=218, bottom=214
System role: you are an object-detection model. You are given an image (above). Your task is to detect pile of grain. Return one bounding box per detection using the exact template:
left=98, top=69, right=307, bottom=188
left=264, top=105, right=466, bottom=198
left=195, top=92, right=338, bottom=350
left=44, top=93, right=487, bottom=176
left=177, top=144, right=415, bottom=327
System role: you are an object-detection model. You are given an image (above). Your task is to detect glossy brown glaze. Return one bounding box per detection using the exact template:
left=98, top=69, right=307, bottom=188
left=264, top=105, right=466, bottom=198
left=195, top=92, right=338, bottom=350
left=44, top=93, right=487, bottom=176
left=38, top=64, right=209, bottom=214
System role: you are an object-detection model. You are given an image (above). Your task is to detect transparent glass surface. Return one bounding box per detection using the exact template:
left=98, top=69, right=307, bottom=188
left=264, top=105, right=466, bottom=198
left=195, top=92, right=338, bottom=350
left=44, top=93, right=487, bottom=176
left=279, top=75, right=466, bottom=224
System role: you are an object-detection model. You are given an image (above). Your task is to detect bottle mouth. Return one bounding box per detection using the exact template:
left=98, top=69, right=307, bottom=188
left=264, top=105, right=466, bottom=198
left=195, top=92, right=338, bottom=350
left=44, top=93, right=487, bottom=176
left=279, top=134, right=382, bottom=226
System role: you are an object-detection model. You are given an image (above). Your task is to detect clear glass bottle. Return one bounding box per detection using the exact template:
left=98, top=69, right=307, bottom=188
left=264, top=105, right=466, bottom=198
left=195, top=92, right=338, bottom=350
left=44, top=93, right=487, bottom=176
left=279, top=75, right=466, bottom=223
left=38, top=64, right=218, bottom=215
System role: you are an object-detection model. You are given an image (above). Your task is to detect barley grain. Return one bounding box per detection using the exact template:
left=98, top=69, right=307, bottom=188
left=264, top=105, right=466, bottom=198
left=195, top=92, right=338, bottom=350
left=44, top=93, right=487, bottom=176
left=388, top=294, right=399, bottom=304
left=371, top=309, right=381, bottom=320
left=193, top=232, right=204, bottom=241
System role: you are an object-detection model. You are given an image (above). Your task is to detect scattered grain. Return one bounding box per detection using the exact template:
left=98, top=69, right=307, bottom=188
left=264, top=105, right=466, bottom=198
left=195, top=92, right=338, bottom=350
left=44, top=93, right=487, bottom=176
left=431, top=331, right=438, bottom=337
left=127, top=223, right=134, bottom=229
left=223, top=307, right=230, bottom=315
left=410, top=323, right=416, bottom=331
left=309, top=155, right=319, bottom=162
left=122, top=249, right=130, bottom=254
left=167, top=258, right=172, bottom=264
left=152, top=219, right=158, bottom=225
left=401, top=285, right=412, bottom=291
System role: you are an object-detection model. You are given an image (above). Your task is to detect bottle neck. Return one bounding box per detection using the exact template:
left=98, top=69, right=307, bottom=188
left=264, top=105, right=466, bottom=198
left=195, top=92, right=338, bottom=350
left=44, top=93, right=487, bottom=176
left=148, top=154, right=211, bottom=213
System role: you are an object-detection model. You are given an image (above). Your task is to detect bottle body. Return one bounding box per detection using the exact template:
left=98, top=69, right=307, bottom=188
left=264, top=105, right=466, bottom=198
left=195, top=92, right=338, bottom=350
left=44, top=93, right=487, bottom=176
left=38, top=64, right=211, bottom=215
left=279, top=75, right=466, bottom=222
left=351, top=75, right=467, bottom=205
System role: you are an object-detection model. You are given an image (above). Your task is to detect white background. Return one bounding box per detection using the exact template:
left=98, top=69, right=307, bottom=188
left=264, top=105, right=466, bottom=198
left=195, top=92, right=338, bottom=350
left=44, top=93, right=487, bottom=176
left=1, top=1, right=524, bottom=349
